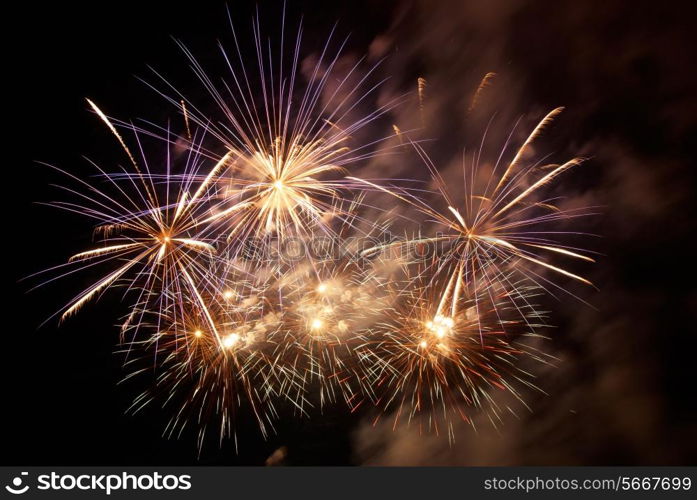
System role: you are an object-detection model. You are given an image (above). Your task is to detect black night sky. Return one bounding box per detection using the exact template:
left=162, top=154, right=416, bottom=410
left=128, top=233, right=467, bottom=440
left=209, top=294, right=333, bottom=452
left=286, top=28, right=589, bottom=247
left=5, top=0, right=696, bottom=466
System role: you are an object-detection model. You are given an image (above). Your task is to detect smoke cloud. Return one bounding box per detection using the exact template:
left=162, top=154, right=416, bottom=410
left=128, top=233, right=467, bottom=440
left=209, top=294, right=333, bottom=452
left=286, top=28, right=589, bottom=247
left=351, top=0, right=697, bottom=465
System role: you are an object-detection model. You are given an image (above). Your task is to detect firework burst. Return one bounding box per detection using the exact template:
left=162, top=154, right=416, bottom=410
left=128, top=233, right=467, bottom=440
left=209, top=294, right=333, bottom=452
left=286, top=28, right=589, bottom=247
left=33, top=114, right=239, bottom=350
left=29, top=9, right=597, bottom=453
left=141, top=10, right=402, bottom=244
left=353, top=107, right=597, bottom=326
left=125, top=292, right=287, bottom=452
left=359, top=268, right=551, bottom=440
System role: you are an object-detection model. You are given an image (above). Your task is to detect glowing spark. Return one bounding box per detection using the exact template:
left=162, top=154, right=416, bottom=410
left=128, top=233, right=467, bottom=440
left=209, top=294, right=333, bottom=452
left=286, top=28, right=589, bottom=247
left=86, top=99, right=141, bottom=174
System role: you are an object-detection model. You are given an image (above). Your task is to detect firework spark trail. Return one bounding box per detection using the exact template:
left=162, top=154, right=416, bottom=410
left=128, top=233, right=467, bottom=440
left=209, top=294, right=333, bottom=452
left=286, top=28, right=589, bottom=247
left=417, top=77, right=427, bottom=125
left=469, top=72, right=497, bottom=113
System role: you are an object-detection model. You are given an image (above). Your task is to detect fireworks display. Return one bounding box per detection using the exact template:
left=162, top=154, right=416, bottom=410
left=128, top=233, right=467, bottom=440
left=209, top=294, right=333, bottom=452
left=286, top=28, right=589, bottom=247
left=29, top=11, right=595, bottom=452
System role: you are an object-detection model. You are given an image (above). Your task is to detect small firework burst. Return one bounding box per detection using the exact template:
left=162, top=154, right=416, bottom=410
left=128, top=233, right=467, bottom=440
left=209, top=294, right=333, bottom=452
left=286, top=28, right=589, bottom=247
left=271, top=257, right=391, bottom=412
left=359, top=269, right=551, bottom=440
left=126, top=285, right=287, bottom=451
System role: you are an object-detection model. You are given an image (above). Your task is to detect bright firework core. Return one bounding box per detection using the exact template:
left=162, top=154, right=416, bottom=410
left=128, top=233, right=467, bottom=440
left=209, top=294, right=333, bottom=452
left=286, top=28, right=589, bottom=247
left=425, top=314, right=455, bottom=339
left=223, top=333, right=241, bottom=349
